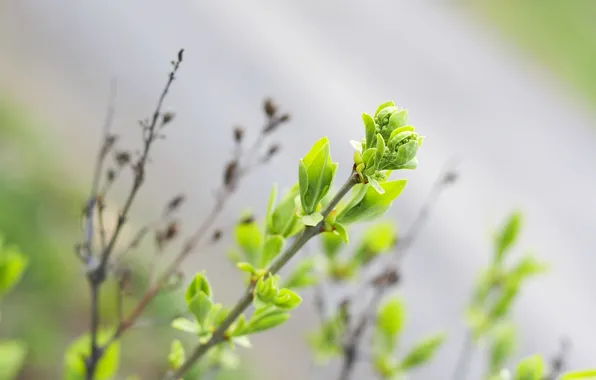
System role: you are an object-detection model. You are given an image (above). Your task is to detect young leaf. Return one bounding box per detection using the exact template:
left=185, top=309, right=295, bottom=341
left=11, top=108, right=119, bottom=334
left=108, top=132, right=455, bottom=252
left=260, top=235, right=285, bottom=268
left=353, top=221, right=397, bottom=264
left=298, top=137, right=337, bottom=214
left=168, top=340, right=185, bottom=370
left=0, top=340, right=27, bottom=380
left=234, top=219, right=263, bottom=265
left=243, top=310, right=290, bottom=335
left=283, top=258, right=318, bottom=289
left=64, top=330, right=120, bottom=380
left=265, top=183, right=278, bottom=232
left=336, top=180, right=407, bottom=224
left=399, top=333, right=446, bottom=370
left=185, top=273, right=212, bottom=304
left=375, top=296, right=406, bottom=355
left=362, top=113, right=377, bottom=149
left=514, top=355, right=544, bottom=380
left=561, top=369, right=596, bottom=379
left=188, top=292, right=213, bottom=326
left=269, top=189, right=302, bottom=238
left=0, top=243, right=28, bottom=299
left=495, top=211, right=522, bottom=262
left=320, top=231, right=345, bottom=259
left=302, top=212, right=324, bottom=227
left=273, top=288, right=302, bottom=310
left=489, top=323, right=517, bottom=375
left=333, top=222, right=349, bottom=243
left=171, top=317, right=200, bottom=334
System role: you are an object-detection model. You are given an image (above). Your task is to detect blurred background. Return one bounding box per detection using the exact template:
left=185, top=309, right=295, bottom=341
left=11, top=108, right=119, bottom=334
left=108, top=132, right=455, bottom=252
left=1, top=0, right=596, bottom=379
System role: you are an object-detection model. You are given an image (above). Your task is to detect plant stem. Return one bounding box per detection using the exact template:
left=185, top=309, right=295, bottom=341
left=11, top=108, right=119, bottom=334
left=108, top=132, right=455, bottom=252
left=451, top=331, right=475, bottom=380
left=166, top=172, right=359, bottom=380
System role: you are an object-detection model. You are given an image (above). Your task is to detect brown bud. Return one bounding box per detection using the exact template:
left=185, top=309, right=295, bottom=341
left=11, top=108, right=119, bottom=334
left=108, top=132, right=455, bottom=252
left=224, top=160, right=239, bottom=188
left=263, top=143, right=281, bottom=162
left=177, top=49, right=184, bottom=63
left=264, top=98, right=277, bottom=117
left=233, top=126, right=245, bottom=143
left=212, top=229, right=222, bottom=242
left=443, top=171, right=459, bottom=185
left=166, top=194, right=185, bottom=214
left=371, top=267, right=400, bottom=288
left=162, top=112, right=175, bottom=126
left=279, top=113, right=291, bottom=123
left=106, top=168, right=116, bottom=182
left=164, top=221, right=179, bottom=241
left=114, top=151, right=131, bottom=166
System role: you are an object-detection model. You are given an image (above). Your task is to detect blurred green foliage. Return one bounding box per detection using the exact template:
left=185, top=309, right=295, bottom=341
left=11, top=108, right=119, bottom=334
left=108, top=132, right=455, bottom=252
left=472, top=0, right=596, bottom=106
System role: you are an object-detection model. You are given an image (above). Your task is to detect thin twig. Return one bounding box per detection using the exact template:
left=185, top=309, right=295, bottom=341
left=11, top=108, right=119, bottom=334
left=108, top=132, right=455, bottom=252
left=451, top=331, right=475, bottom=380
left=166, top=172, right=359, bottom=380
left=84, top=79, right=117, bottom=380
left=85, top=51, right=183, bottom=379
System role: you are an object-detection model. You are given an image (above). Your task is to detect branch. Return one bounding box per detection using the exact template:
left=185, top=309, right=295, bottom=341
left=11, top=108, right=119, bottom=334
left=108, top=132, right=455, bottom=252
left=166, top=172, right=359, bottom=380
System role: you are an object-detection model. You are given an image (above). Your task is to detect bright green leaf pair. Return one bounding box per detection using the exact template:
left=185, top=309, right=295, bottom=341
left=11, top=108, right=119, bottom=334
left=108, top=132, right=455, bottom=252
left=298, top=137, right=338, bottom=217
left=266, top=184, right=303, bottom=238
left=337, top=180, right=407, bottom=224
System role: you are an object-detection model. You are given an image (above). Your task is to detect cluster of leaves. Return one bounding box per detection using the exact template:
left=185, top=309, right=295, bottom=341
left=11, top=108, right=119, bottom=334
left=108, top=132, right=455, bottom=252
left=164, top=100, right=426, bottom=379
left=463, top=212, right=548, bottom=378
left=372, top=297, right=445, bottom=379
left=491, top=354, right=596, bottom=380
left=0, top=236, right=28, bottom=379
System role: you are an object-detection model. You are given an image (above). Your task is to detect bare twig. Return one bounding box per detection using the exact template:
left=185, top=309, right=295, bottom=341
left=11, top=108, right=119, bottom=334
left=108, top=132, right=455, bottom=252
left=544, top=338, right=571, bottom=380
left=84, top=51, right=184, bottom=379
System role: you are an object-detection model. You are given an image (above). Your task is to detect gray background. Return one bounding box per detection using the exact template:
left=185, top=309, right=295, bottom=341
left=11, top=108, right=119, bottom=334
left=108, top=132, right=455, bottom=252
left=1, top=1, right=596, bottom=378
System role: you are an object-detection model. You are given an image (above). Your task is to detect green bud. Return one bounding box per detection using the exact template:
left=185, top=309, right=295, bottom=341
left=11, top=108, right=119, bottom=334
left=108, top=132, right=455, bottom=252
left=298, top=137, right=338, bottom=215
left=254, top=275, right=280, bottom=308
left=273, top=288, right=302, bottom=310
left=168, top=340, right=185, bottom=370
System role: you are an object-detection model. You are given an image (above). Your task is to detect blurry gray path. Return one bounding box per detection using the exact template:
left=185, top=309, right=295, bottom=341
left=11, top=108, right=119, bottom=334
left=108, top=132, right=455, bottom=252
left=2, top=1, right=596, bottom=378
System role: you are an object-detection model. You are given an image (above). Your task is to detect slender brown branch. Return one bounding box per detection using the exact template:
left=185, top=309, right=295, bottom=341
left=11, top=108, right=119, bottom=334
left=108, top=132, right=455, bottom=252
left=166, top=172, right=359, bottom=380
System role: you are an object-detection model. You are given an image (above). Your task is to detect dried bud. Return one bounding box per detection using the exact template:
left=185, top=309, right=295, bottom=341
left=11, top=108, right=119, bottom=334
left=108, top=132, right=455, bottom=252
left=164, top=221, right=179, bottom=241
left=442, top=171, right=458, bottom=185
left=100, top=135, right=118, bottom=157
left=371, top=267, right=400, bottom=288
left=224, top=160, right=239, bottom=188
left=177, top=49, right=184, bottom=63
left=162, top=112, right=175, bottom=126
left=106, top=168, right=116, bottom=182
left=96, top=194, right=105, bottom=210
left=233, top=126, right=245, bottom=143
left=212, top=229, right=222, bottom=242
left=166, top=194, right=185, bottom=214
left=279, top=113, right=291, bottom=123
left=264, top=98, right=277, bottom=118
left=239, top=214, right=256, bottom=225
left=263, top=143, right=281, bottom=162
left=114, top=151, right=131, bottom=166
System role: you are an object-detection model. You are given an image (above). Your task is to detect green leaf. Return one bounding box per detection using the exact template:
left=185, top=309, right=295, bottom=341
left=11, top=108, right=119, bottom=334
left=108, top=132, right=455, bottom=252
left=243, top=309, right=290, bottom=335
left=368, top=177, right=385, bottom=194
left=64, top=330, right=120, bottom=380
left=495, top=211, right=522, bottom=262
left=515, top=355, right=544, bottom=380
left=489, top=323, right=516, bottom=374
left=298, top=137, right=337, bottom=214
left=0, top=340, right=27, bottom=380
left=320, top=232, right=345, bottom=259
left=561, top=369, right=596, bottom=379
left=234, top=219, right=263, bottom=265
left=399, top=333, right=446, bottom=370
left=171, top=317, right=200, bottom=334
left=307, top=312, right=346, bottom=364
left=236, top=262, right=257, bottom=275
left=353, top=221, right=397, bottom=264
left=488, top=281, right=519, bottom=320
left=269, top=188, right=302, bottom=238
left=350, top=140, right=363, bottom=152
left=375, top=134, right=386, bottom=167
left=188, top=292, right=213, bottom=326
left=388, top=109, right=409, bottom=131
left=333, top=222, right=349, bottom=243
left=282, top=258, right=318, bottom=289
left=0, top=242, right=28, bottom=299
left=302, top=212, right=324, bottom=227
left=254, top=275, right=280, bottom=308
left=265, top=184, right=278, bottom=232
left=374, top=101, right=396, bottom=117
left=362, top=113, right=377, bottom=149
left=273, top=288, right=302, bottom=310
left=185, top=273, right=212, bottom=304
left=260, top=235, right=285, bottom=268
left=373, top=354, right=400, bottom=379
left=336, top=180, right=407, bottom=224
left=168, top=340, right=185, bottom=370
left=374, top=296, right=406, bottom=355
